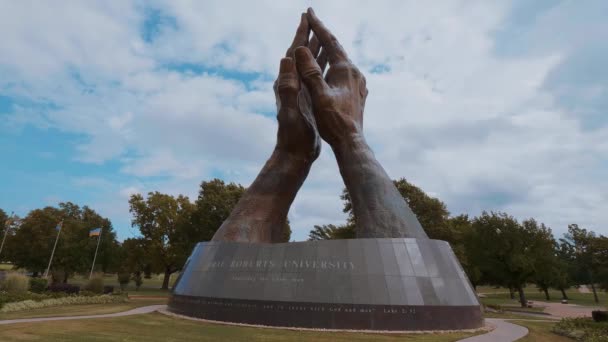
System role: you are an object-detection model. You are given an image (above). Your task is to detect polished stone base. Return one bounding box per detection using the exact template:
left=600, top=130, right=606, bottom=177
left=169, top=238, right=482, bottom=331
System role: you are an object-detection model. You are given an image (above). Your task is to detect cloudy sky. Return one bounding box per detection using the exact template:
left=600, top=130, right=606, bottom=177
left=1, top=0, right=606, bottom=241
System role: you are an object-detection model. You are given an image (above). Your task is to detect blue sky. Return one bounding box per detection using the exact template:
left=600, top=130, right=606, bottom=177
left=1, top=1, right=607, bottom=241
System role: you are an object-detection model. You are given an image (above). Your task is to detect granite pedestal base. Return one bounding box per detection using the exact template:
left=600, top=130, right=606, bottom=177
left=169, top=238, right=483, bottom=331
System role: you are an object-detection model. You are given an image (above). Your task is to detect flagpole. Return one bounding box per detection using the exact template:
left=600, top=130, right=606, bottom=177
left=44, top=220, right=63, bottom=279
left=0, top=212, right=14, bottom=259
left=89, top=229, right=102, bottom=279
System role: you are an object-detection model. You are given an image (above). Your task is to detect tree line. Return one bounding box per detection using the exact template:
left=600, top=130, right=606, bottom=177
left=0, top=179, right=290, bottom=289
left=2, top=177, right=606, bottom=304
left=309, top=178, right=608, bottom=307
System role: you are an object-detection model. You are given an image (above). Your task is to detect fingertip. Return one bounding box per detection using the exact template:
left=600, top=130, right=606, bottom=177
left=295, top=46, right=312, bottom=60
left=279, top=57, right=295, bottom=73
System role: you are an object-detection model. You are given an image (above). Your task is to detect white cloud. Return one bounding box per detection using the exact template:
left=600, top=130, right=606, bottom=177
left=0, top=1, right=607, bottom=240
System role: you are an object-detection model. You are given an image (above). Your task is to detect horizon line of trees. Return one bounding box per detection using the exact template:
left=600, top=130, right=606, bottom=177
left=2, top=177, right=607, bottom=305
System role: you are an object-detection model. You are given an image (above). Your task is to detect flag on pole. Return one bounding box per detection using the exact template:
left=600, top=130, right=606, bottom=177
left=89, top=228, right=101, bottom=237
left=55, top=221, right=63, bottom=231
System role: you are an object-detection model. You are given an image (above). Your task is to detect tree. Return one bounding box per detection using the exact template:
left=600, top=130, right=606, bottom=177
left=129, top=192, right=195, bottom=290
left=561, top=224, right=602, bottom=303
left=8, top=203, right=117, bottom=279
left=121, top=238, right=148, bottom=274
left=527, top=220, right=559, bottom=301
left=553, top=240, right=576, bottom=300
left=340, top=178, right=451, bottom=240
left=468, top=213, right=553, bottom=307
left=189, top=179, right=246, bottom=243
left=0, top=209, right=11, bottom=262
left=308, top=224, right=355, bottom=240
left=450, top=215, right=481, bottom=289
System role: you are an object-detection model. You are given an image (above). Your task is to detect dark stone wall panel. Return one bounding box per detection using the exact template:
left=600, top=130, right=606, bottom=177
left=169, top=238, right=482, bottom=331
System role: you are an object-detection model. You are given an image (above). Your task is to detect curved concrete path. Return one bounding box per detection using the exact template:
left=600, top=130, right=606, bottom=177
left=457, top=319, right=528, bottom=342
left=0, top=304, right=166, bottom=325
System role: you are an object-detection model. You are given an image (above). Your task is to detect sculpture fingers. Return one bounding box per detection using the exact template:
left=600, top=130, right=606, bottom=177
left=295, top=47, right=329, bottom=100
left=306, top=8, right=349, bottom=65
left=276, top=57, right=299, bottom=107
left=297, top=87, right=321, bottom=159
left=317, top=48, right=328, bottom=74
left=285, top=13, right=310, bottom=59
left=309, top=35, right=320, bottom=58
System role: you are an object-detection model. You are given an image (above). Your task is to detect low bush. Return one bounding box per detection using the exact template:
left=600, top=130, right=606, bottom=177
left=29, top=278, right=48, bottom=293
left=47, top=283, right=80, bottom=294
left=0, top=294, right=129, bottom=313
left=0, top=273, right=29, bottom=294
left=553, top=317, right=608, bottom=341
left=84, top=275, right=104, bottom=294
left=1, top=291, right=68, bottom=308
left=117, top=273, right=130, bottom=291
left=103, top=285, right=114, bottom=294
left=592, top=310, right=608, bottom=322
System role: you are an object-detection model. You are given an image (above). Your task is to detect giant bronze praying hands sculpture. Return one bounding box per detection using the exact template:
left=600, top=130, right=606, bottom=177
left=212, top=9, right=428, bottom=243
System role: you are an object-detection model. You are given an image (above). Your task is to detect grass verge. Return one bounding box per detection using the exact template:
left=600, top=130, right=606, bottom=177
left=0, top=312, right=483, bottom=341
left=513, top=320, right=573, bottom=342
left=0, top=297, right=166, bottom=320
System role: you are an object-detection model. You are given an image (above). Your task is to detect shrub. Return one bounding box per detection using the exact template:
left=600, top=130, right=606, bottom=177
left=103, top=285, right=114, bottom=294
left=592, top=311, right=608, bottom=322
left=0, top=294, right=129, bottom=313
left=1, top=273, right=30, bottom=294
left=1, top=291, right=69, bottom=309
left=117, top=273, right=130, bottom=291
left=85, top=275, right=104, bottom=294
left=29, top=278, right=48, bottom=294
left=47, top=283, right=80, bottom=294
left=50, top=270, right=66, bottom=284
left=553, top=317, right=608, bottom=341
left=132, top=272, right=143, bottom=290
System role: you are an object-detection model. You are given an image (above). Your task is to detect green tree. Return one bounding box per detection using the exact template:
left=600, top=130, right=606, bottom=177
left=553, top=240, right=576, bottom=300
left=10, top=206, right=63, bottom=275
left=308, top=224, right=355, bottom=240
left=449, top=215, right=481, bottom=289
left=190, top=179, right=246, bottom=242
left=527, top=221, right=559, bottom=301
left=561, top=224, right=602, bottom=303
left=120, top=237, right=148, bottom=274
left=0, top=209, right=11, bottom=262
left=469, top=212, right=553, bottom=307
left=594, top=236, right=608, bottom=291
left=8, top=203, right=117, bottom=279
left=129, top=192, right=195, bottom=290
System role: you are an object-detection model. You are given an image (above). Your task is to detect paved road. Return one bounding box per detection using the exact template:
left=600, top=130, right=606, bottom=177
left=458, top=319, right=528, bottom=342
left=0, top=305, right=167, bottom=325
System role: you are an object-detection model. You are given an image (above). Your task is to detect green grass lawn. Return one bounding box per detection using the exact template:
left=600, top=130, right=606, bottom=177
left=482, top=311, right=556, bottom=320
left=0, top=312, right=483, bottom=341
left=513, top=320, right=572, bottom=342
left=478, top=287, right=607, bottom=308
left=0, top=297, right=167, bottom=320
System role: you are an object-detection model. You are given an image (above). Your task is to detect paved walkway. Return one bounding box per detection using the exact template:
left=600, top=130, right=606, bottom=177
left=535, top=300, right=603, bottom=318
left=457, top=319, right=528, bottom=342
left=0, top=305, right=166, bottom=325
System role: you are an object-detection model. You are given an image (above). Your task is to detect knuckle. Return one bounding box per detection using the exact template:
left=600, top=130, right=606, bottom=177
left=276, top=77, right=298, bottom=95
left=301, top=67, right=322, bottom=81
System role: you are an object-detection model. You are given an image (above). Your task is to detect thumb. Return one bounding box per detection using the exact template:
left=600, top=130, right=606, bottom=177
left=295, top=46, right=328, bottom=99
